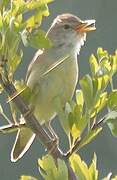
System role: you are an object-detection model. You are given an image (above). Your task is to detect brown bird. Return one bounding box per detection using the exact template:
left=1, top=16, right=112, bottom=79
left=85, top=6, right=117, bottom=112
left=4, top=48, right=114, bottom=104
left=11, top=13, right=96, bottom=162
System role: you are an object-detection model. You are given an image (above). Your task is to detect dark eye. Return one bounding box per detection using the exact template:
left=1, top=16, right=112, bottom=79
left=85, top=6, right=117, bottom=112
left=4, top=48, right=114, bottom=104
left=63, top=24, right=71, bottom=30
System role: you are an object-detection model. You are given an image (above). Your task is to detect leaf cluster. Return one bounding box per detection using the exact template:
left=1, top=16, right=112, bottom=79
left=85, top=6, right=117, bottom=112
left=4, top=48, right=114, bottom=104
left=62, top=48, right=117, bottom=147
left=0, top=0, right=52, bottom=80
left=21, top=153, right=117, bottom=180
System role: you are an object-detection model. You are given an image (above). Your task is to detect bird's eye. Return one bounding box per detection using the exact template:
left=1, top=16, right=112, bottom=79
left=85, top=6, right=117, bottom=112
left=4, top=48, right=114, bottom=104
left=63, top=24, right=71, bottom=30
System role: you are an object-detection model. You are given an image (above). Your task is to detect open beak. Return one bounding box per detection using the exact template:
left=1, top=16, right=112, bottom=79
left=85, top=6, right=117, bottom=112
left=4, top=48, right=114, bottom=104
left=75, top=19, right=96, bottom=32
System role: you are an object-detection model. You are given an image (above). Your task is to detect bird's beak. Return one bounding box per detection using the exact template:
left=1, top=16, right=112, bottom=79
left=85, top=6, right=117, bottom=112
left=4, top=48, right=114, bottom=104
left=75, top=19, right=96, bottom=32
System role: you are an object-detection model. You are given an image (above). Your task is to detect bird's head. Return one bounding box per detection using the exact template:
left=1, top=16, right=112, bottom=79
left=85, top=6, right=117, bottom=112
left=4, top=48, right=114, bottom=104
left=47, top=13, right=96, bottom=54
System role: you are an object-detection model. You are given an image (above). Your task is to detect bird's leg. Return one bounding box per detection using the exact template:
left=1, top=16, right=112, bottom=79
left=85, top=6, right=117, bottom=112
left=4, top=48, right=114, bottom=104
left=43, top=122, right=59, bottom=142
left=42, top=122, right=59, bottom=155
left=30, top=100, right=59, bottom=143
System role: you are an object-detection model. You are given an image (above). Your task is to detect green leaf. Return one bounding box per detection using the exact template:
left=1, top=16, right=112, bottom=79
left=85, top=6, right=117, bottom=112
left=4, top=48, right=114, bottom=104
left=8, top=50, right=23, bottom=77
left=5, top=28, right=20, bottom=60
left=76, top=89, right=84, bottom=107
left=0, top=12, right=3, bottom=30
left=20, top=175, right=37, bottom=180
left=27, top=0, right=53, bottom=10
left=26, top=15, right=35, bottom=28
left=34, top=10, right=43, bottom=26
left=71, top=124, right=81, bottom=140
left=70, top=115, right=87, bottom=140
left=97, top=92, right=108, bottom=111
left=91, top=92, right=108, bottom=118
left=100, top=60, right=111, bottom=75
left=104, top=111, right=117, bottom=137
left=92, top=78, right=101, bottom=99
left=68, top=112, right=74, bottom=130
left=11, top=0, right=27, bottom=16
left=108, top=90, right=117, bottom=110
left=92, top=75, right=109, bottom=103
left=38, top=155, right=68, bottom=180
left=57, top=159, right=68, bottom=180
left=80, top=75, right=93, bottom=110
left=74, top=105, right=82, bottom=125
left=89, top=153, right=98, bottom=180
left=109, top=54, right=117, bottom=75
left=97, top=47, right=108, bottom=60
left=68, top=103, right=87, bottom=140
left=38, top=3, right=50, bottom=17
left=95, top=74, right=109, bottom=90
left=69, top=153, right=90, bottom=180
left=27, top=29, right=52, bottom=49
left=96, top=48, right=112, bottom=79
left=26, top=2, right=51, bottom=28
left=38, top=155, right=57, bottom=179
left=21, top=28, right=52, bottom=49
left=89, top=54, right=98, bottom=76
left=101, top=75, right=110, bottom=89
left=11, top=0, right=52, bottom=24
left=78, top=127, right=102, bottom=150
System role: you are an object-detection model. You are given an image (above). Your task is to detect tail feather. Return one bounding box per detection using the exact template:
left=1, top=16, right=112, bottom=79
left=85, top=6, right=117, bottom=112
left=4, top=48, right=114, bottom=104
left=11, top=127, right=35, bottom=162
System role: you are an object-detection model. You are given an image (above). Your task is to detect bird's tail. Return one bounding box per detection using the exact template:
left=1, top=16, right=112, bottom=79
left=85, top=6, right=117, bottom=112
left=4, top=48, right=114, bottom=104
left=11, top=124, right=35, bottom=162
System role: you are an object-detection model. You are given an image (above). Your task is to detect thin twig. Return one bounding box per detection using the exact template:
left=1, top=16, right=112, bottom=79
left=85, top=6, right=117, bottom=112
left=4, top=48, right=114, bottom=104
left=91, top=116, right=105, bottom=129
left=66, top=116, right=105, bottom=158
left=65, top=138, right=82, bottom=158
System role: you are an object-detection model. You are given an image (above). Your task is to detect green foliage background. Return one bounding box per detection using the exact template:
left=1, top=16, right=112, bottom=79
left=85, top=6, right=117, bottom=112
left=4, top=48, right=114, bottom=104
left=0, top=0, right=117, bottom=179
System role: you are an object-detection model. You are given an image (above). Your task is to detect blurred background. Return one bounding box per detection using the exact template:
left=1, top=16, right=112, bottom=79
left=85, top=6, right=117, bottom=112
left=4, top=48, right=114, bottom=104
left=0, top=0, right=117, bottom=179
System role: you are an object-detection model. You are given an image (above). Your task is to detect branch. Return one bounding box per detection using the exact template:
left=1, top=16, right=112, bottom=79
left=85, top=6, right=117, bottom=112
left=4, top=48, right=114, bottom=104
left=0, top=74, right=63, bottom=159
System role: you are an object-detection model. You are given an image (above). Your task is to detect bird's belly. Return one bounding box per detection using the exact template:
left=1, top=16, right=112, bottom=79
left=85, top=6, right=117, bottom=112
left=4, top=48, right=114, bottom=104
left=31, top=58, right=78, bottom=123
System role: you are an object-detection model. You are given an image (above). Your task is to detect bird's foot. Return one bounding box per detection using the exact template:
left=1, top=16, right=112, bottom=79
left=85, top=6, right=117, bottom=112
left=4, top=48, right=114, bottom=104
left=47, top=136, right=59, bottom=155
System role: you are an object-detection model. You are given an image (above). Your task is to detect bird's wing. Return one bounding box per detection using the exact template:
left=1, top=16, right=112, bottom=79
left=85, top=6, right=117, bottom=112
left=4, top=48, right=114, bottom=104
left=26, top=49, right=44, bottom=82
left=26, top=48, right=70, bottom=83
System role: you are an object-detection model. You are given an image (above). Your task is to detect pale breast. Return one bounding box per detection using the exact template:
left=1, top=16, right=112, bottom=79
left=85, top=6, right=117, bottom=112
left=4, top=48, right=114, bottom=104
left=27, top=54, right=78, bottom=124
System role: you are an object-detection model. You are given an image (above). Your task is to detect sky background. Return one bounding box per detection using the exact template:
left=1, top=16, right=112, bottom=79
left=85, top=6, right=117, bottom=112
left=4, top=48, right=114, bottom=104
left=0, top=0, right=117, bottom=179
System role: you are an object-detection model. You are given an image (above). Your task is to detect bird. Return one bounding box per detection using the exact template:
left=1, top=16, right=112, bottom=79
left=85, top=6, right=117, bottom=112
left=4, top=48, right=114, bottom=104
left=11, top=13, right=96, bottom=162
